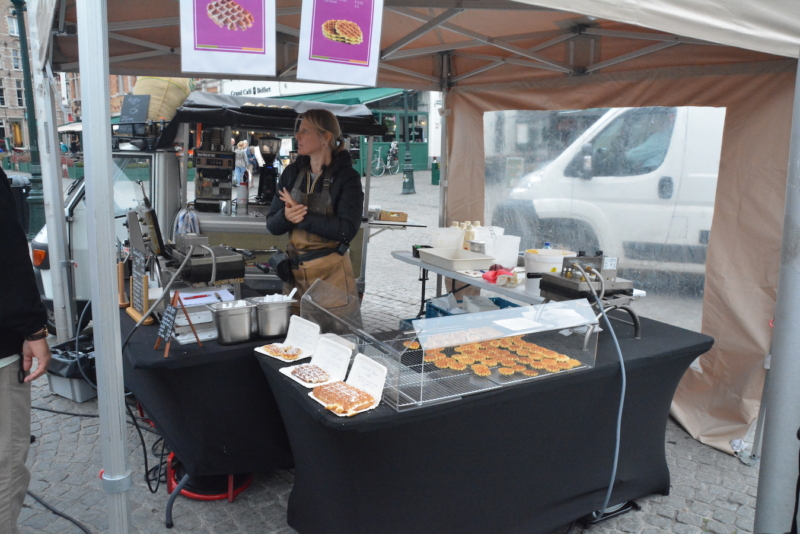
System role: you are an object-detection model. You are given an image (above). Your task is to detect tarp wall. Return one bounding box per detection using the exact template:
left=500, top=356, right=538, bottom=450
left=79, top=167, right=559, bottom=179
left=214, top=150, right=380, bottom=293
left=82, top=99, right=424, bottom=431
left=445, top=58, right=797, bottom=453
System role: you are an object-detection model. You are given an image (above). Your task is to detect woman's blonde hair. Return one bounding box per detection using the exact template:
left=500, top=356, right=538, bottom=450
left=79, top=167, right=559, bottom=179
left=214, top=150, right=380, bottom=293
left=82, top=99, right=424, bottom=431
left=237, top=140, right=249, bottom=149
left=297, top=109, right=344, bottom=154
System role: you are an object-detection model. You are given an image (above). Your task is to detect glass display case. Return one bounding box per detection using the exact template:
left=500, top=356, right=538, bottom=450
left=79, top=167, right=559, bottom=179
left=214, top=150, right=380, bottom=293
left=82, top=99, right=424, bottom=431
left=301, top=280, right=599, bottom=412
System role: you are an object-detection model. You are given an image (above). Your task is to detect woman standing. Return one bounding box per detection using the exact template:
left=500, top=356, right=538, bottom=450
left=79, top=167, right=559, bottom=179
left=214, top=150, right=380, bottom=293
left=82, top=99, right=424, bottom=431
left=233, top=140, right=249, bottom=187
left=266, top=109, right=363, bottom=321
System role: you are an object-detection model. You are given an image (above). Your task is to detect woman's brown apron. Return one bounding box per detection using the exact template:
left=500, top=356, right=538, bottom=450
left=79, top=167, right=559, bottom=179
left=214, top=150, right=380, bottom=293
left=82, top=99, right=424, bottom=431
left=285, top=169, right=361, bottom=328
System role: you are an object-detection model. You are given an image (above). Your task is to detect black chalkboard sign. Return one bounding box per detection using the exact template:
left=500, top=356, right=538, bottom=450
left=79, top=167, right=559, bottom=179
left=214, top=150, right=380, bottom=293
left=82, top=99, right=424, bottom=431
left=157, top=303, right=179, bottom=344
left=120, top=95, right=150, bottom=124
left=130, top=247, right=147, bottom=313
left=154, top=291, right=202, bottom=356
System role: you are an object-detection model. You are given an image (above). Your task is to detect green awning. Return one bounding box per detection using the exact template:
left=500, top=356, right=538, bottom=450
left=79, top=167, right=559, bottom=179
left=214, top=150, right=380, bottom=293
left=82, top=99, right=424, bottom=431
left=277, top=87, right=404, bottom=106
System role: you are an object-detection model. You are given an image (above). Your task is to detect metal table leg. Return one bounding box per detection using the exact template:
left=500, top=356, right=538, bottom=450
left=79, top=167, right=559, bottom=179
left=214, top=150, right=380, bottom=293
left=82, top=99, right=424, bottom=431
left=165, top=473, right=190, bottom=529
left=416, top=268, right=428, bottom=318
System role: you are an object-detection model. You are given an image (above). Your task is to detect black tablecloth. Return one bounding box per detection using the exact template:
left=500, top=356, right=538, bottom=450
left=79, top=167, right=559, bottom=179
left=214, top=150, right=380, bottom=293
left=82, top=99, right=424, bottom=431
left=121, top=311, right=293, bottom=476
left=256, top=313, right=713, bottom=534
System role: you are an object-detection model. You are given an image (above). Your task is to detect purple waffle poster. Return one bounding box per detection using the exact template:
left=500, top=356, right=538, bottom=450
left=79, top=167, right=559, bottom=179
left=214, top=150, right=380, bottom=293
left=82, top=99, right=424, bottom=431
left=298, top=0, right=384, bottom=86
left=309, top=0, right=373, bottom=65
left=194, top=0, right=265, bottom=53
left=180, top=0, right=276, bottom=76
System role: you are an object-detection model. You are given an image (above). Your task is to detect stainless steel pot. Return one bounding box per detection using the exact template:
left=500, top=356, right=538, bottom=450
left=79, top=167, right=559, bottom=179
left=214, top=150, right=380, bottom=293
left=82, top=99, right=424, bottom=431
left=245, top=297, right=296, bottom=338
left=207, top=300, right=256, bottom=345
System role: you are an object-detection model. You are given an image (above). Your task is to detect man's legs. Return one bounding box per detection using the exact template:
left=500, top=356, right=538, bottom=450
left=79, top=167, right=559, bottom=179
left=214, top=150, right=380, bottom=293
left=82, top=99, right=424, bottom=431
left=0, top=360, right=32, bottom=534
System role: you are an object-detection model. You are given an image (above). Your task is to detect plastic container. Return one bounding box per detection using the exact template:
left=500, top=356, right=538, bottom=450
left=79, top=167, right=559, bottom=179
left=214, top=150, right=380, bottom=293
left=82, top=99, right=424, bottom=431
left=246, top=297, right=296, bottom=338
left=47, top=374, right=97, bottom=403
left=463, top=224, right=476, bottom=250
left=417, top=248, right=495, bottom=271
left=207, top=300, right=256, bottom=345
left=493, top=235, right=522, bottom=269
left=431, top=227, right=465, bottom=248
left=524, top=248, right=576, bottom=275
left=426, top=297, right=519, bottom=318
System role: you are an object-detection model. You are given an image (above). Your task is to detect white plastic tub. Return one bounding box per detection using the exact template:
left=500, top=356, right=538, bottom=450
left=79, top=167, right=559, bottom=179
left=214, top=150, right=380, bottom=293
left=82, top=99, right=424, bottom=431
left=430, top=228, right=465, bottom=248
left=417, top=248, right=495, bottom=271
left=493, top=235, right=521, bottom=269
left=523, top=248, right=576, bottom=274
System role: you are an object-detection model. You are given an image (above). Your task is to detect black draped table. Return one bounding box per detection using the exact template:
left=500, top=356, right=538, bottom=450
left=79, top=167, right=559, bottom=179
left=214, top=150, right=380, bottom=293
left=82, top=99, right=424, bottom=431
left=120, top=310, right=293, bottom=477
left=256, top=312, right=713, bottom=534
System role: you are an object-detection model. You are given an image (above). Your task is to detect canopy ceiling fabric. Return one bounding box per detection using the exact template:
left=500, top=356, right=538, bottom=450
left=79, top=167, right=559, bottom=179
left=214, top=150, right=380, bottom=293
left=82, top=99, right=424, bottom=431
left=514, top=0, right=800, bottom=59
left=47, top=1, right=797, bottom=92
left=40, top=0, right=800, bottom=454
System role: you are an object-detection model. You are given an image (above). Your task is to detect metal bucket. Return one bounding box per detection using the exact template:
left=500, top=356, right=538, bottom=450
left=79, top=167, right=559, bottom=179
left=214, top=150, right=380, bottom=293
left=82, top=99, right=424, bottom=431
left=207, top=300, right=256, bottom=345
left=245, top=297, right=296, bottom=338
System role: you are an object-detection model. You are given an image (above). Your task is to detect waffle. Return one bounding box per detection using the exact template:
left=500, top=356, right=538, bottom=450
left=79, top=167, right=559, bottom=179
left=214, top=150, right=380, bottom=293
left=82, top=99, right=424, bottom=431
left=321, top=19, right=363, bottom=45
left=207, top=0, right=254, bottom=32
left=313, top=382, right=374, bottom=416
left=291, top=364, right=329, bottom=384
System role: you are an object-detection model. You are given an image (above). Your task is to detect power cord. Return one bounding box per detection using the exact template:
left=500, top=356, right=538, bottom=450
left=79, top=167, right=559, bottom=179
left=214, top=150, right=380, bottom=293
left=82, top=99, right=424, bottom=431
left=125, top=402, right=169, bottom=494
left=26, top=490, right=93, bottom=534
left=572, top=262, right=627, bottom=522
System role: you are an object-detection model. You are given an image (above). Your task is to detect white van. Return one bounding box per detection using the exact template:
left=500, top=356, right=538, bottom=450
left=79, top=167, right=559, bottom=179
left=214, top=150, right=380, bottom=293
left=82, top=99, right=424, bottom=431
left=31, top=150, right=181, bottom=334
left=492, top=106, right=726, bottom=274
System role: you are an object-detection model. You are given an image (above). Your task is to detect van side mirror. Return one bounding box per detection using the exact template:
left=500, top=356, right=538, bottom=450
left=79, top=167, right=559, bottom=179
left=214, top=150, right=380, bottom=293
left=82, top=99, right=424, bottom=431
left=581, top=143, right=593, bottom=179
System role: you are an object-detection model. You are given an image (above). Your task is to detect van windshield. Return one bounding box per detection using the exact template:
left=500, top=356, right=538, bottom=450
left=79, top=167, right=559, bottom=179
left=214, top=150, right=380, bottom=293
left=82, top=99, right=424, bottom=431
left=112, top=155, right=152, bottom=217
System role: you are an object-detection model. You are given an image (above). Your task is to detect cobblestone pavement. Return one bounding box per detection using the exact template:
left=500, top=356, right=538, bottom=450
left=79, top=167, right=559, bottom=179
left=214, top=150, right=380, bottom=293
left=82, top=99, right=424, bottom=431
left=19, top=171, right=759, bottom=533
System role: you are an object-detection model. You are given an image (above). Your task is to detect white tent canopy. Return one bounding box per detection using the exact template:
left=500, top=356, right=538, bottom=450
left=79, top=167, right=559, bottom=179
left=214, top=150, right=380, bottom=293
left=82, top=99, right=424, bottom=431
left=516, top=0, right=800, bottom=58
left=31, top=0, right=800, bottom=531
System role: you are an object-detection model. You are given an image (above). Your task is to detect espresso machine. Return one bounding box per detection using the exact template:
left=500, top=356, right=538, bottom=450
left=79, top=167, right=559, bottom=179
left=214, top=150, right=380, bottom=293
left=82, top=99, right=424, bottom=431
left=255, top=136, right=282, bottom=204
left=194, top=127, right=234, bottom=212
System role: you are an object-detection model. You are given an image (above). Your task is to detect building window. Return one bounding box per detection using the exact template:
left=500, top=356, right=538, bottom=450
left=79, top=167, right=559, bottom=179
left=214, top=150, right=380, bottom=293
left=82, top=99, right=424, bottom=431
left=0, top=79, right=5, bottom=107
left=15, top=79, right=24, bottom=107
left=7, top=16, right=18, bottom=37
left=11, top=48, right=20, bottom=70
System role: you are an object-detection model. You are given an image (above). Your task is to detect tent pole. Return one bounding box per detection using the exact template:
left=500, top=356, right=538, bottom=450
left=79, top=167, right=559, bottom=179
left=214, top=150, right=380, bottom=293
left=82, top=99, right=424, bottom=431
left=754, top=58, right=800, bottom=533
left=29, top=30, right=74, bottom=342
left=436, top=52, right=450, bottom=297
left=75, top=0, right=132, bottom=531
left=360, top=135, right=374, bottom=285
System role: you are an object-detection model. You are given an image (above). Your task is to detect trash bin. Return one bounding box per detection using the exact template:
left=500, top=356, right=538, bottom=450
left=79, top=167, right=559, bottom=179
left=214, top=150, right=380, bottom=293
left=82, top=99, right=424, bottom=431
left=47, top=335, right=97, bottom=403
left=7, top=173, right=31, bottom=235
left=431, top=158, right=440, bottom=186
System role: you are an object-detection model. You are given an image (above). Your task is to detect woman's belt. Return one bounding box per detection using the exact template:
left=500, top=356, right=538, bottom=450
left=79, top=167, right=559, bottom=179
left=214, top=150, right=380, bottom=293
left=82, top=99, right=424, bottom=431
left=290, top=243, right=349, bottom=267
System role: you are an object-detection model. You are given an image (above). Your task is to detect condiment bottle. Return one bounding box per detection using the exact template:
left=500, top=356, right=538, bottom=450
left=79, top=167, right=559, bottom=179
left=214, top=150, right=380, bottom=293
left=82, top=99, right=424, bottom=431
left=463, top=224, right=476, bottom=250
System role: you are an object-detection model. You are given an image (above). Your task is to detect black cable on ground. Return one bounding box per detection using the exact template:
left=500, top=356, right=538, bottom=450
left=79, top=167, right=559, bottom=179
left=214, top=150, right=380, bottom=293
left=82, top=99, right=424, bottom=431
left=30, top=405, right=162, bottom=435
left=26, top=490, right=93, bottom=534
left=125, top=401, right=166, bottom=494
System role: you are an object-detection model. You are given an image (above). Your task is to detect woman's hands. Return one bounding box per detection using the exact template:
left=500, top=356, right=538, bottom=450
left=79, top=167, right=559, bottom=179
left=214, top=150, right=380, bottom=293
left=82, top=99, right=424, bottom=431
left=279, top=188, right=307, bottom=224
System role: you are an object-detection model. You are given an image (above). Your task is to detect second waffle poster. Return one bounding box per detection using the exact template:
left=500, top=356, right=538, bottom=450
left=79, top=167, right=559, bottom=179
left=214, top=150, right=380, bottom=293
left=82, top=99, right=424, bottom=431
left=297, top=0, right=384, bottom=86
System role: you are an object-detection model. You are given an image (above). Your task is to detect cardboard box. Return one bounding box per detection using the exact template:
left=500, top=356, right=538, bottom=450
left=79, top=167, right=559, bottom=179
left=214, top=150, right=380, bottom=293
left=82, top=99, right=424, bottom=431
left=379, top=210, right=408, bottom=222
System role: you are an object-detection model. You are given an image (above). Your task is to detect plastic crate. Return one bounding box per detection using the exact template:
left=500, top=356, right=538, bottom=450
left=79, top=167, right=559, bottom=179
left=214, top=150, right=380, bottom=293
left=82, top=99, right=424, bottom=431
left=425, top=297, right=520, bottom=319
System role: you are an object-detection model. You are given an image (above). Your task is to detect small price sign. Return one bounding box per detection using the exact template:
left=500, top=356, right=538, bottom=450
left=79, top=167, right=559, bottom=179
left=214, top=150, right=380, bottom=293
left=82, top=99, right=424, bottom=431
left=154, top=291, right=202, bottom=357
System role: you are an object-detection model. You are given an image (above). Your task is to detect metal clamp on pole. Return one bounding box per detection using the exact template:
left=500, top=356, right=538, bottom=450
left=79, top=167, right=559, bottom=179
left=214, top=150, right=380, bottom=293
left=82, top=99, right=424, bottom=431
left=100, top=469, right=133, bottom=494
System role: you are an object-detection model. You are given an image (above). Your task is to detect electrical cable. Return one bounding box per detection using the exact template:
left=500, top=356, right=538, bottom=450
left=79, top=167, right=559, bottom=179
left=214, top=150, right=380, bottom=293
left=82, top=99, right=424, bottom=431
left=572, top=262, right=626, bottom=522
left=121, top=245, right=195, bottom=352
left=200, top=244, right=217, bottom=286
left=26, top=490, right=93, bottom=534
left=125, top=402, right=167, bottom=494
left=30, top=406, right=162, bottom=435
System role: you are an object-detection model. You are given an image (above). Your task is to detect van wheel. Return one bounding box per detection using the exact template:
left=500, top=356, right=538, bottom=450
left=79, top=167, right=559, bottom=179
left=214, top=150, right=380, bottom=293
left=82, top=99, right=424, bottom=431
left=536, top=219, right=600, bottom=254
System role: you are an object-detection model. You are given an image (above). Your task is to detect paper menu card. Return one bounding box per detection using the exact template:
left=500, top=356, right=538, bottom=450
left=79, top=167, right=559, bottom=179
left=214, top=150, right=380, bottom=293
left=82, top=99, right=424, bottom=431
left=310, top=337, right=351, bottom=383
left=285, top=315, right=320, bottom=356
left=345, top=353, right=387, bottom=405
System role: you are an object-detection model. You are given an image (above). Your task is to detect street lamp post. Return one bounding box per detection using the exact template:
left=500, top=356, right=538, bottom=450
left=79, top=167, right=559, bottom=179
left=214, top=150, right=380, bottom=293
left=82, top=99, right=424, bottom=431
left=401, top=90, right=416, bottom=194
left=11, top=0, right=43, bottom=238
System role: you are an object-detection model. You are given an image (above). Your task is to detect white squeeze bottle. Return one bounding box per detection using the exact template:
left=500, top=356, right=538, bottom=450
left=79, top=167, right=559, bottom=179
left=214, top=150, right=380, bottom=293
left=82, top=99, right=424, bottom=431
left=459, top=222, right=467, bottom=230
left=451, top=221, right=459, bottom=228
left=463, top=224, right=476, bottom=250
left=473, top=221, right=481, bottom=228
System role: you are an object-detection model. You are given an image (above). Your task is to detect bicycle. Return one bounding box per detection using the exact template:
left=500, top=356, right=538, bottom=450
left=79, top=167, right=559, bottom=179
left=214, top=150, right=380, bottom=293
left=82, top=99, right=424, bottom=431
left=370, top=147, right=386, bottom=177
left=385, top=142, right=400, bottom=175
